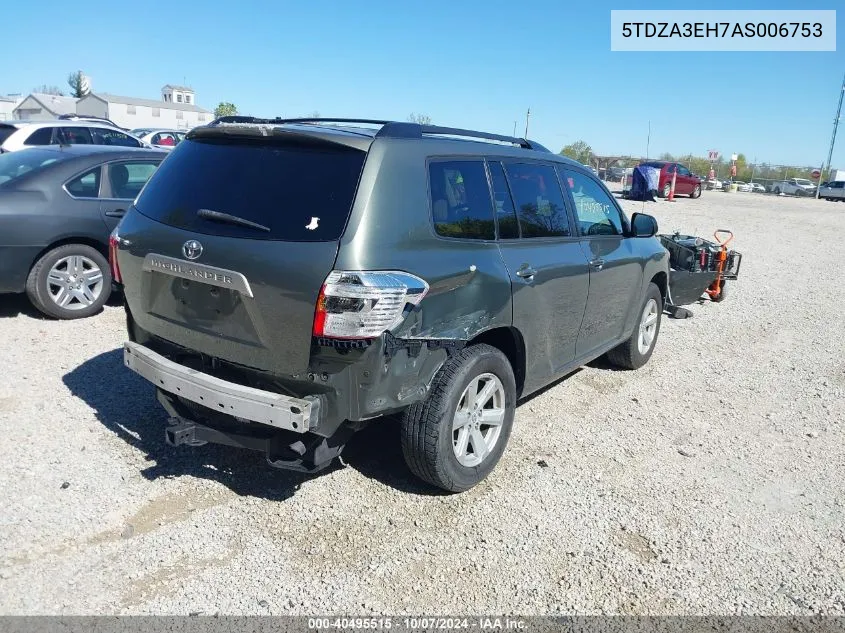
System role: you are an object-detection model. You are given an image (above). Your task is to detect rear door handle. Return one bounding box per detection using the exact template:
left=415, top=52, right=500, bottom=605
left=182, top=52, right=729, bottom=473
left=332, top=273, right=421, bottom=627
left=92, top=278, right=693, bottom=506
left=516, top=266, right=537, bottom=279
left=104, top=209, right=126, bottom=218
left=589, top=258, right=605, bottom=271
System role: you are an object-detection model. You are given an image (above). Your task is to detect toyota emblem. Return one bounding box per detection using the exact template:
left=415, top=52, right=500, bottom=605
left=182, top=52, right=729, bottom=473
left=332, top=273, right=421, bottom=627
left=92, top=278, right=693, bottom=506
left=182, top=240, right=203, bottom=260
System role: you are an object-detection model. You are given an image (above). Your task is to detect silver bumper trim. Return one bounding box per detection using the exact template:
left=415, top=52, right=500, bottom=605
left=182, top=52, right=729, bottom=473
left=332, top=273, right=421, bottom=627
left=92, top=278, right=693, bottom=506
left=123, top=341, right=312, bottom=433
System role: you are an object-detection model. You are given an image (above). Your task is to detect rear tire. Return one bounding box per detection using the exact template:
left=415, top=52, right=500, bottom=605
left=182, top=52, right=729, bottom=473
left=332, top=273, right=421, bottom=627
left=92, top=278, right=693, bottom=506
left=25, top=244, right=111, bottom=319
left=660, top=183, right=671, bottom=198
left=711, top=280, right=728, bottom=303
left=401, top=344, right=516, bottom=493
left=606, top=283, right=663, bottom=370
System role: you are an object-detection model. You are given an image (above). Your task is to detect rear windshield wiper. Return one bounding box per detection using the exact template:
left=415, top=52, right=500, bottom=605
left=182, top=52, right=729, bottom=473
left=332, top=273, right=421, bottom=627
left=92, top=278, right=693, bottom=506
left=196, top=208, right=270, bottom=232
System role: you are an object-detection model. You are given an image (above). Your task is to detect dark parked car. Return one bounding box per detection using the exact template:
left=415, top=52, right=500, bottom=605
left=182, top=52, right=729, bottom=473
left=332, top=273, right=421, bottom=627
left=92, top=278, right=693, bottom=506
left=639, top=161, right=703, bottom=198
left=0, top=145, right=166, bottom=318
left=113, top=118, right=668, bottom=492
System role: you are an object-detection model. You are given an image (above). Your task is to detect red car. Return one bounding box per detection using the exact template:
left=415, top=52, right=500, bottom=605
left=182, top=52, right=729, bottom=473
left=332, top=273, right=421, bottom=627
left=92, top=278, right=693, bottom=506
left=640, top=161, right=703, bottom=199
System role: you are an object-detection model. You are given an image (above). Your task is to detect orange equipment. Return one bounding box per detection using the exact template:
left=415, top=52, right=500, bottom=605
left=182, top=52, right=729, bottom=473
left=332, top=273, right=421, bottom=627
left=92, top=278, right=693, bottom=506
left=705, top=229, right=734, bottom=302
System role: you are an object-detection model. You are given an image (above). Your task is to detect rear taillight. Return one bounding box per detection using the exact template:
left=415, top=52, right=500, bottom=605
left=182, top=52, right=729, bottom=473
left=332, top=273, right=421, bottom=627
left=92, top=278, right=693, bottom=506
left=108, top=230, right=122, bottom=284
left=312, top=270, right=429, bottom=339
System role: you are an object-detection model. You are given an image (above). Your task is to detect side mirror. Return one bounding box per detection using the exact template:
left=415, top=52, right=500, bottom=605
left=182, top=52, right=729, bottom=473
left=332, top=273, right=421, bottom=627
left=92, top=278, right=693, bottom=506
left=631, top=212, right=658, bottom=237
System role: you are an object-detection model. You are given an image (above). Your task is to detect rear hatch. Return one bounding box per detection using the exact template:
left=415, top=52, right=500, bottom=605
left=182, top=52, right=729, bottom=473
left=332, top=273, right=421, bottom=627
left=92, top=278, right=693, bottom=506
left=116, top=126, right=370, bottom=376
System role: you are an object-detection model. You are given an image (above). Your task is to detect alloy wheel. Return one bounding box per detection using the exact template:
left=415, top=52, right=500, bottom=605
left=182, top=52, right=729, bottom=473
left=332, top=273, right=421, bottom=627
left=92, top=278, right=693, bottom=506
left=637, top=298, right=659, bottom=355
left=452, top=373, right=506, bottom=468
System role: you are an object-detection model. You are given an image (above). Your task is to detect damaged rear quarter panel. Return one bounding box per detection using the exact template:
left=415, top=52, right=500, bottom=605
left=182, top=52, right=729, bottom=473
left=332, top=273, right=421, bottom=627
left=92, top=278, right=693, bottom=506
left=334, top=140, right=513, bottom=344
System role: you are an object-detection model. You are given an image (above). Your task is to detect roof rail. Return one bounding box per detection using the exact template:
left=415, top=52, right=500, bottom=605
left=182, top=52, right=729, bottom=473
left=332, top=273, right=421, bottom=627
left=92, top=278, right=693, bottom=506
left=207, top=117, right=550, bottom=152
left=210, top=116, right=393, bottom=126
left=377, top=122, right=549, bottom=152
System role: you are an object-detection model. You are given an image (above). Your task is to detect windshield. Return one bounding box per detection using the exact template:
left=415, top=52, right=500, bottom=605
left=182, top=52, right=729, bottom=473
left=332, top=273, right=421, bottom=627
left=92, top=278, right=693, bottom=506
left=0, top=148, right=64, bottom=186
left=795, top=179, right=812, bottom=186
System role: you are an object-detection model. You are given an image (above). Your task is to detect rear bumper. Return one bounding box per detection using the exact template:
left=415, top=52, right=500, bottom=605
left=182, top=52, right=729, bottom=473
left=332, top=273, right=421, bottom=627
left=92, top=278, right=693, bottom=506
left=123, top=341, right=320, bottom=433
left=0, top=246, right=40, bottom=294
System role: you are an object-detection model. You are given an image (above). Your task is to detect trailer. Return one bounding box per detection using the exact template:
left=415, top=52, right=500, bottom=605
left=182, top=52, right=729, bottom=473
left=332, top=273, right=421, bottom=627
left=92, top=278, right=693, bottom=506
left=661, top=230, right=742, bottom=318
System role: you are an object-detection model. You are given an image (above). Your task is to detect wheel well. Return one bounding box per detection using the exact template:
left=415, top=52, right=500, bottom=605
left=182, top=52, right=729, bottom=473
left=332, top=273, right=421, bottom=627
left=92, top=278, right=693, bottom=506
left=468, top=327, right=526, bottom=397
left=650, top=271, right=668, bottom=303
left=29, top=237, right=109, bottom=271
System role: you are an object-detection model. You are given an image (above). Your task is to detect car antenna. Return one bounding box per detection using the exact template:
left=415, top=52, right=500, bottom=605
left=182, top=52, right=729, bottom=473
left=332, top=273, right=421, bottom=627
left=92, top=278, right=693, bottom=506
left=642, top=120, right=651, bottom=215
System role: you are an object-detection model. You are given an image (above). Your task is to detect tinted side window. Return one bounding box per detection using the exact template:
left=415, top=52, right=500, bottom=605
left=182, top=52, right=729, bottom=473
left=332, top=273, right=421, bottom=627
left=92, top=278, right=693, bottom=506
left=60, top=127, right=93, bottom=144
left=487, top=161, right=519, bottom=239
left=91, top=128, right=142, bottom=147
left=109, top=161, right=159, bottom=199
left=152, top=132, right=177, bottom=146
left=677, top=165, right=691, bottom=176
left=429, top=160, right=494, bottom=240
left=562, top=169, right=625, bottom=236
left=65, top=167, right=101, bottom=198
left=503, top=162, right=571, bottom=238
left=24, top=127, right=55, bottom=146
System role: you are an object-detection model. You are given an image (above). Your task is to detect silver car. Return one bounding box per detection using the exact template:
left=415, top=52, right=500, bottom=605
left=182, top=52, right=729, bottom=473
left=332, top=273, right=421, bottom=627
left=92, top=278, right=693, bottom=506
left=818, top=181, right=845, bottom=201
left=130, top=128, right=186, bottom=150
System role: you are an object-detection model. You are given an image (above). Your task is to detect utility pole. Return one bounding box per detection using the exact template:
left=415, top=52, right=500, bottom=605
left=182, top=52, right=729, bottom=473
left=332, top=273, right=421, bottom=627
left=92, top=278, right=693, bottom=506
left=513, top=121, right=517, bottom=137
left=818, top=71, right=845, bottom=199
left=524, top=107, right=530, bottom=138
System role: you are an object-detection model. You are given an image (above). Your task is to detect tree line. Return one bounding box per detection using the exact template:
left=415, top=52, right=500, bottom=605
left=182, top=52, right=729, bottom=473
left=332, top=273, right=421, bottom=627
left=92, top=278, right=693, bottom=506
left=560, top=140, right=828, bottom=182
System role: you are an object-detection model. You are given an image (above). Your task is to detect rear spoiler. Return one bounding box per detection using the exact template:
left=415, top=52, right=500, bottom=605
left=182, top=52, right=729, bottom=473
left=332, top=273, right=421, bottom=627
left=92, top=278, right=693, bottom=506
left=187, top=121, right=375, bottom=151
left=203, top=117, right=551, bottom=152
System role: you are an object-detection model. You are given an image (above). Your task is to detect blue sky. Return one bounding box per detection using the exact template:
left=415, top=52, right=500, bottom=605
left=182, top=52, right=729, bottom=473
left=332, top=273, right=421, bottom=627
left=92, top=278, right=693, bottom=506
left=3, top=0, right=843, bottom=167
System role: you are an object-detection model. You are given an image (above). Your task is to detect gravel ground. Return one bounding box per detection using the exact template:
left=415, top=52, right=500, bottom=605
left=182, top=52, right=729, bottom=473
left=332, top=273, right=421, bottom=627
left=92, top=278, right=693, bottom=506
left=1, top=189, right=844, bottom=616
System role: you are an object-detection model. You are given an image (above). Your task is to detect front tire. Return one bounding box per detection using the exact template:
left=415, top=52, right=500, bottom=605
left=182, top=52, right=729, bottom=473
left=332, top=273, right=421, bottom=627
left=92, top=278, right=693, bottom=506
left=25, top=244, right=111, bottom=319
left=401, top=344, right=516, bottom=492
left=606, top=283, right=663, bottom=370
left=690, top=184, right=701, bottom=198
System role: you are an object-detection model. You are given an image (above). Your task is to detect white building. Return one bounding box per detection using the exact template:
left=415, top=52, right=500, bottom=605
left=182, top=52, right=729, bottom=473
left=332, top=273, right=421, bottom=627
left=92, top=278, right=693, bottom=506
left=12, top=93, right=79, bottom=120
left=76, top=85, right=212, bottom=130
left=0, top=95, right=23, bottom=121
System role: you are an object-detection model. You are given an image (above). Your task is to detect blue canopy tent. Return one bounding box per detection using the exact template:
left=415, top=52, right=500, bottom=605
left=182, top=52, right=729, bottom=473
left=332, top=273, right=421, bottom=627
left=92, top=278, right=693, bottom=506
left=628, top=165, right=660, bottom=201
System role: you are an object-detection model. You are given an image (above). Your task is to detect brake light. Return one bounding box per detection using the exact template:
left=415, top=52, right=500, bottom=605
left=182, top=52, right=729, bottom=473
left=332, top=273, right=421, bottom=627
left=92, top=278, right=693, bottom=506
left=109, top=230, right=122, bottom=284
left=312, top=271, right=429, bottom=339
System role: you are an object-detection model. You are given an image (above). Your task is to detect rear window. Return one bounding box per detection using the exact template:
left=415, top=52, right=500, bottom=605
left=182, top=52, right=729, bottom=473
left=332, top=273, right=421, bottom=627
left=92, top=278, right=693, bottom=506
left=134, top=138, right=366, bottom=241
left=0, top=125, right=17, bottom=146
left=0, top=149, right=64, bottom=186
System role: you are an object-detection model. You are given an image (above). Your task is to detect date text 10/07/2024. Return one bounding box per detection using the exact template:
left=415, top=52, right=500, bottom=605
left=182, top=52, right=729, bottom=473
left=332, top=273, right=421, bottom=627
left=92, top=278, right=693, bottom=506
left=308, top=617, right=528, bottom=630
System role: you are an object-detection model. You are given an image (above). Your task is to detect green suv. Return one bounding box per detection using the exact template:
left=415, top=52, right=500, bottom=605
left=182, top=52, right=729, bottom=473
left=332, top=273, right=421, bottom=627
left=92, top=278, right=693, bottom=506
left=111, top=117, right=668, bottom=492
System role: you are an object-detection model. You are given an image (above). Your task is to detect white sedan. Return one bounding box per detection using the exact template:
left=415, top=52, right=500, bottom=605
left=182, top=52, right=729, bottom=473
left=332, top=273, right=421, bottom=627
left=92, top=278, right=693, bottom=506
left=750, top=182, right=766, bottom=193
left=731, top=181, right=753, bottom=192
left=705, top=178, right=722, bottom=190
